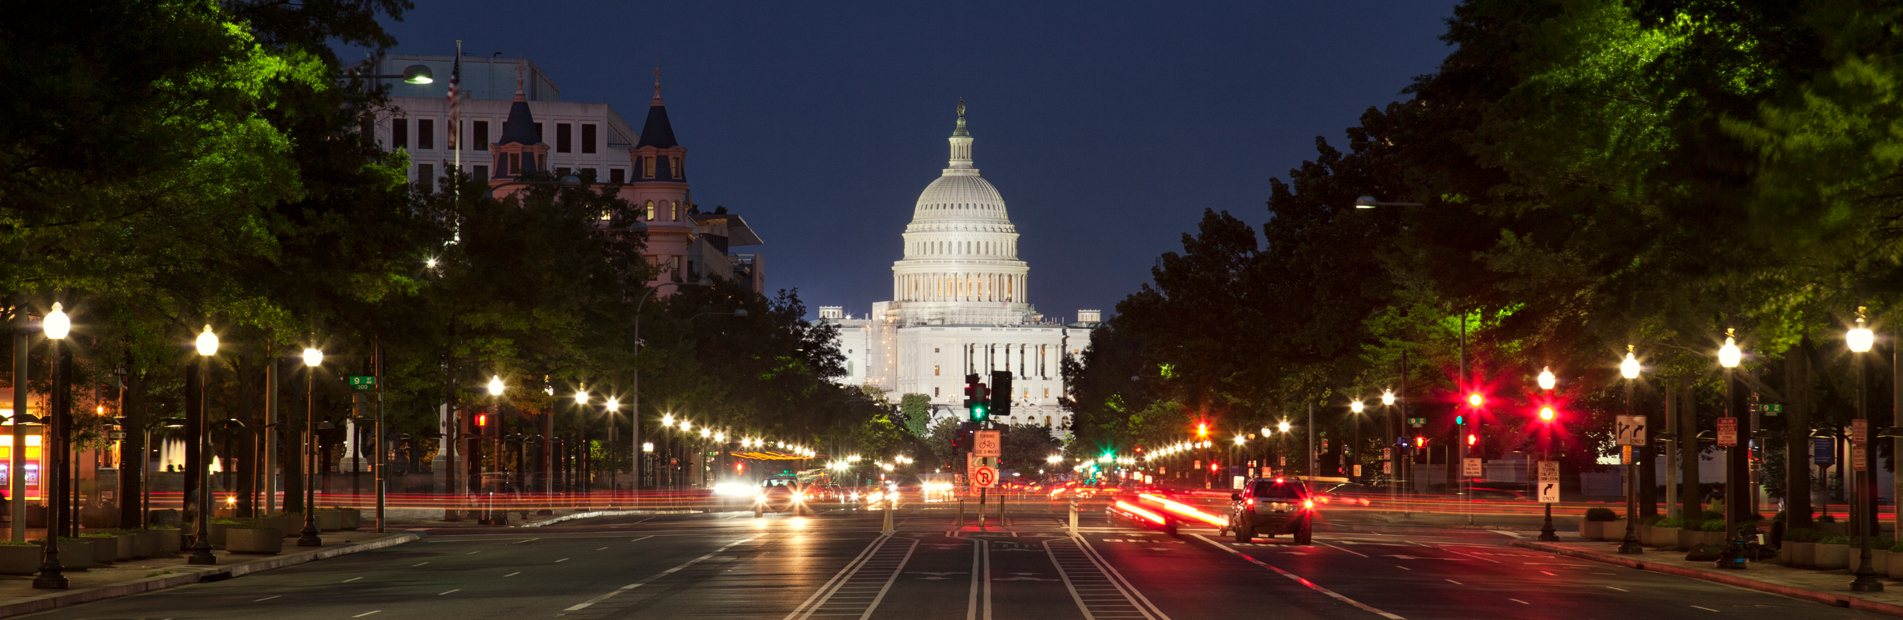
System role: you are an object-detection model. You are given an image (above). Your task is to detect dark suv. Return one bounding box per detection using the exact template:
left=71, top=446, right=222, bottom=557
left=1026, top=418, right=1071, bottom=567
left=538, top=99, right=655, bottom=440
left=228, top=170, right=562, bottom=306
left=1226, top=477, right=1314, bottom=544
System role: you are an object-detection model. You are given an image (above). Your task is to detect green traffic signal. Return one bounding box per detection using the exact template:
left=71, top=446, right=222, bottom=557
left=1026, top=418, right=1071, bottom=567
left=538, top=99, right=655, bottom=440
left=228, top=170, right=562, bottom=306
left=971, top=403, right=989, bottom=422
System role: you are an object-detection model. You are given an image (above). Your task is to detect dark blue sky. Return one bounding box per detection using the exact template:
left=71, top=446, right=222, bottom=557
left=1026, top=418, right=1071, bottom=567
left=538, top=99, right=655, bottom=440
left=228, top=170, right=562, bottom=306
left=370, top=2, right=1457, bottom=321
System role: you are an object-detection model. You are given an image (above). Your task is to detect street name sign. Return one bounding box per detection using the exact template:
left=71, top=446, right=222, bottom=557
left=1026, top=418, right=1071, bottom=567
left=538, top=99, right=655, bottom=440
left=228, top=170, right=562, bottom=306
left=1717, top=417, right=1738, bottom=447
left=348, top=376, right=377, bottom=391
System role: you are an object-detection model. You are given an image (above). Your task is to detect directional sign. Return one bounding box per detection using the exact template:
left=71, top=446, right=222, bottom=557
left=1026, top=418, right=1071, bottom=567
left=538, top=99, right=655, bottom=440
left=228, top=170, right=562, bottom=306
left=107, top=430, right=126, bottom=441
left=348, top=376, right=377, bottom=391
left=974, top=430, right=1001, bottom=457
left=1615, top=415, right=1646, bottom=446
left=1461, top=457, right=1482, bottom=478
left=1382, top=461, right=1392, bottom=475
left=972, top=466, right=999, bottom=488
left=1716, top=417, right=1738, bottom=447
left=1538, top=480, right=1560, bottom=503
left=1853, top=419, right=1868, bottom=445
left=1753, top=403, right=1784, bottom=415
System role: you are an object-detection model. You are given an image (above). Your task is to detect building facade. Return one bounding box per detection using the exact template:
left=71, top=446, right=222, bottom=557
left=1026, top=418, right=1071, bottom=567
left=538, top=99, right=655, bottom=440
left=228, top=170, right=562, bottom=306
left=821, top=103, right=1099, bottom=429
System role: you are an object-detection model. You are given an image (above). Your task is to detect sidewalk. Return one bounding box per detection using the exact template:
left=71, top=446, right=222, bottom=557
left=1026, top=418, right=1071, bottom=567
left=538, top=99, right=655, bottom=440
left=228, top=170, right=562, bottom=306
left=0, top=530, right=421, bottom=618
left=1513, top=537, right=1903, bottom=617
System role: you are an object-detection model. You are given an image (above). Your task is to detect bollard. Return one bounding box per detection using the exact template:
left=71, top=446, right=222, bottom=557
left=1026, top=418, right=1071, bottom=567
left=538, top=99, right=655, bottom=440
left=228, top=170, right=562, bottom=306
left=978, top=488, right=987, bottom=530
left=882, top=496, right=895, bottom=535
left=1069, top=496, right=1079, bottom=536
left=958, top=495, right=965, bottom=529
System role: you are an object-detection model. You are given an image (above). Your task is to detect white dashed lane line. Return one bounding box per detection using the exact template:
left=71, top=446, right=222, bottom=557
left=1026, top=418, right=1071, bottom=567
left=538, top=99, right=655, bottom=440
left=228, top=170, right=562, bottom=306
left=255, top=595, right=281, bottom=602
left=438, top=589, right=460, bottom=596
left=505, top=572, right=521, bottom=577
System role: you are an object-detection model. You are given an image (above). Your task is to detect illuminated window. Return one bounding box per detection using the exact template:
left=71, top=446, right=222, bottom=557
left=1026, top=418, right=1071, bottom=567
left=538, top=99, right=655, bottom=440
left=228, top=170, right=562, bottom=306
left=644, top=156, right=655, bottom=178
left=645, top=200, right=655, bottom=220
left=934, top=365, right=940, bottom=376
left=934, top=387, right=940, bottom=397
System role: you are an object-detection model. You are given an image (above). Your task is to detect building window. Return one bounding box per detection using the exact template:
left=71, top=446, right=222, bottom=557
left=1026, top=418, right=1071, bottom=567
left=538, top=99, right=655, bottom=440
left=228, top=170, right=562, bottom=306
left=672, top=200, right=680, bottom=221
left=556, top=123, right=572, bottom=153
left=475, top=164, right=489, bottom=179
left=474, top=121, right=489, bottom=150
left=534, top=122, right=543, bottom=141
left=934, top=348, right=940, bottom=353
left=934, top=387, right=940, bottom=397
left=643, top=156, right=655, bottom=178
left=418, top=119, right=434, bottom=149
left=580, top=168, right=596, bottom=182
left=610, top=169, right=625, bottom=184
left=508, top=153, right=521, bottom=175
left=391, top=118, right=408, bottom=150
left=582, top=124, right=597, bottom=154
left=416, top=164, right=433, bottom=193
left=645, top=200, right=655, bottom=220
left=934, top=365, right=940, bottom=376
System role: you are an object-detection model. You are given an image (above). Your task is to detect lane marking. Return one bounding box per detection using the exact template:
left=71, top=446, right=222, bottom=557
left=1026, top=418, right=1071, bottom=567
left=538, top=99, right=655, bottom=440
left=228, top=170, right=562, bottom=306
left=1606, top=587, right=1628, bottom=592
left=1395, top=566, right=1410, bottom=571
left=597, top=547, right=609, bottom=551
left=438, top=589, right=460, bottom=596
left=1050, top=537, right=1167, bottom=620
left=562, top=537, right=758, bottom=613
left=1437, top=547, right=1502, bottom=564
left=254, top=595, right=281, bottom=602
left=354, top=612, right=381, bottom=618
left=342, top=577, right=362, bottom=583
left=1692, top=605, right=1720, bottom=612
left=505, top=572, right=521, bottom=577
left=1508, top=599, right=1529, bottom=605
left=1316, top=542, right=1368, bottom=558
left=983, top=540, right=993, bottom=620
left=1445, top=579, right=1462, bottom=585
left=784, top=535, right=918, bottom=620
left=1541, top=571, right=1555, bottom=576
left=512, top=538, right=541, bottom=545
left=468, top=551, right=481, bottom=555
left=629, top=536, right=654, bottom=543
left=1190, top=534, right=1404, bottom=620
left=411, top=562, right=429, bottom=567
left=967, top=540, right=982, bottom=620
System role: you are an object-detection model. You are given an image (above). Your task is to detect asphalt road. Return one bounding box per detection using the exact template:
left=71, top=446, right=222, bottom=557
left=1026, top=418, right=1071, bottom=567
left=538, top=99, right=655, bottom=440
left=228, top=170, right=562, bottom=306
left=19, top=501, right=1889, bottom=619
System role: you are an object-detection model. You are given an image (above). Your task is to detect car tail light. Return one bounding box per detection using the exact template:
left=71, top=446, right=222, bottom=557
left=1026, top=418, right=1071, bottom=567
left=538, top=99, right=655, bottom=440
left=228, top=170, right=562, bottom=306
left=1246, top=498, right=1255, bottom=506
left=1359, top=498, right=1370, bottom=506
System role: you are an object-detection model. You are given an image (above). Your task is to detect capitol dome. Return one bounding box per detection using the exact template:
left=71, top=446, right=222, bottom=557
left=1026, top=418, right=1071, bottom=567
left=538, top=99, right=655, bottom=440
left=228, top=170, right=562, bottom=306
left=889, top=100, right=1031, bottom=326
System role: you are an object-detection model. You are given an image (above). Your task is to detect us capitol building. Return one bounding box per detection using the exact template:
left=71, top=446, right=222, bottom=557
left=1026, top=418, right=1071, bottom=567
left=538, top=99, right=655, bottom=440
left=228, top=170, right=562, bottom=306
left=819, top=102, right=1099, bottom=429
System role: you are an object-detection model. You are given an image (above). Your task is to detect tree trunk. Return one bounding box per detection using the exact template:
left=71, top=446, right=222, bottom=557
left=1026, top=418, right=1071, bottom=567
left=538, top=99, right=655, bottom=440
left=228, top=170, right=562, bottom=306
left=1640, top=382, right=1659, bottom=517
left=1679, top=381, right=1701, bottom=520
left=1786, top=340, right=1813, bottom=529
left=119, top=359, right=145, bottom=528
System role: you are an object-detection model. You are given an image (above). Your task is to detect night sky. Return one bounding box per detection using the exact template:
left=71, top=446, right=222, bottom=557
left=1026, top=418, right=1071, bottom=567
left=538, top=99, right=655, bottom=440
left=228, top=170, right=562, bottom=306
left=365, top=2, right=1457, bottom=321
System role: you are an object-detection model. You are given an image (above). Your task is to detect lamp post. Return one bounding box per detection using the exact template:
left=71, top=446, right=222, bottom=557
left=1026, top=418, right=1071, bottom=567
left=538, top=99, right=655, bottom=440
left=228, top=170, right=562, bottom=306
left=186, top=326, right=219, bottom=565
left=1717, top=330, right=1746, bottom=569
left=297, top=347, right=323, bottom=547
left=661, top=413, right=675, bottom=492
left=487, top=375, right=505, bottom=524
left=1538, top=365, right=1561, bottom=542
left=1617, top=348, right=1643, bottom=555
left=1349, top=399, right=1364, bottom=482
left=1849, top=310, right=1883, bottom=591
left=606, top=397, right=620, bottom=506
left=1381, top=390, right=1396, bottom=503
left=573, top=388, right=589, bottom=505
left=31, top=303, right=70, bottom=589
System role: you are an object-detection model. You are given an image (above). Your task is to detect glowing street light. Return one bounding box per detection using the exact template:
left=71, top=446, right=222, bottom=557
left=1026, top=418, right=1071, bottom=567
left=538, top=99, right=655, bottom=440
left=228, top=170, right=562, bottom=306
left=488, top=375, right=506, bottom=396
left=1538, top=367, right=1557, bottom=390
left=1349, top=400, right=1364, bottom=414
left=1381, top=391, right=1395, bottom=406
left=1621, top=347, right=1641, bottom=380
left=574, top=389, right=590, bottom=406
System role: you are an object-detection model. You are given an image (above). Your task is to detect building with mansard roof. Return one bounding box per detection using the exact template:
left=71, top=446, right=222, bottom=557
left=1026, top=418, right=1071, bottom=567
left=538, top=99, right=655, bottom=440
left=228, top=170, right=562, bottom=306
left=819, top=102, right=1099, bottom=431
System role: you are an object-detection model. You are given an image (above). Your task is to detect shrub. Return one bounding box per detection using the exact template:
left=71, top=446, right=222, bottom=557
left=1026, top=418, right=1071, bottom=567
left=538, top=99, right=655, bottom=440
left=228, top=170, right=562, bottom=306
left=1703, top=510, right=1725, bottom=521
left=1822, top=534, right=1851, bottom=545
left=1784, top=527, right=1826, bottom=543
left=1819, top=514, right=1837, bottom=523
left=1655, top=517, right=1684, bottom=529
left=1585, top=508, right=1619, bottom=522
left=1698, top=520, right=1729, bottom=532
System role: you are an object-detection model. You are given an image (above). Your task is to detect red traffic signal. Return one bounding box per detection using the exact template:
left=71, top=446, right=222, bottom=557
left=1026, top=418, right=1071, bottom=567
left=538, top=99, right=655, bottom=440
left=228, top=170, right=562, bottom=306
left=1467, top=393, right=1484, bottom=407
left=1467, top=433, right=1477, bottom=446
left=1209, top=462, right=1219, bottom=472
left=476, top=413, right=488, bottom=428
left=1538, top=406, right=1556, bottom=422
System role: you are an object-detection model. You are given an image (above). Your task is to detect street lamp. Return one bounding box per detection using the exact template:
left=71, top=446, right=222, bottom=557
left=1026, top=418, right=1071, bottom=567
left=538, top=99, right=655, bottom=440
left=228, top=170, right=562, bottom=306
left=485, top=376, right=505, bottom=524
left=1717, top=330, right=1746, bottom=569
left=296, top=347, right=323, bottom=547
left=1616, top=346, right=1643, bottom=555
left=1849, top=310, right=1883, bottom=591
left=32, top=303, right=70, bottom=589
left=1352, top=195, right=1426, bottom=209
left=606, top=397, right=621, bottom=502
left=1538, top=367, right=1556, bottom=391
left=187, top=325, right=219, bottom=565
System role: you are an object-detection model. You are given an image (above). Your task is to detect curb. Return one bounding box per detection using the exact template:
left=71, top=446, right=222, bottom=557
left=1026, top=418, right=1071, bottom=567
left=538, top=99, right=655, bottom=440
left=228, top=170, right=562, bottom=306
left=1511, top=540, right=1903, bottom=617
left=0, top=533, right=424, bottom=618
left=520, top=509, right=703, bottom=528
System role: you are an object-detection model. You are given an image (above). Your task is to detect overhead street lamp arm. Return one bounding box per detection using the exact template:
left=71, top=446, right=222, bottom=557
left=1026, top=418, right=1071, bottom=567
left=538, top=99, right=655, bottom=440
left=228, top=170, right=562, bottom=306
left=1353, top=195, right=1428, bottom=209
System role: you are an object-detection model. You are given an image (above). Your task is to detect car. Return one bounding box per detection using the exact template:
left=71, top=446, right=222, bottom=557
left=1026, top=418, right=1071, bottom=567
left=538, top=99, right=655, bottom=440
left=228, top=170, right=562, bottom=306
left=755, top=476, right=807, bottom=517
left=1227, top=477, right=1314, bottom=545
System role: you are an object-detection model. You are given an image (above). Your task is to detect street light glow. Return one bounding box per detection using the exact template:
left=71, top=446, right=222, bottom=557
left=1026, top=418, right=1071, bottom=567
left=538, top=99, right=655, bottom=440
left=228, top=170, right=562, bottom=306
left=1850, top=309, right=1875, bottom=353
left=575, top=389, right=589, bottom=405
left=662, top=413, right=675, bottom=427
left=1350, top=400, right=1364, bottom=414
left=1233, top=435, right=1245, bottom=446
left=1538, top=366, right=1556, bottom=390
left=1539, top=406, right=1556, bottom=422
left=1467, top=393, right=1483, bottom=407
left=488, top=375, right=505, bottom=396
left=1621, top=347, right=1641, bottom=379
left=1381, top=391, right=1395, bottom=406
left=302, top=347, right=322, bottom=367
left=42, top=303, right=69, bottom=339
left=1719, top=330, right=1742, bottom=368
left=1277, top=420, right=1291, bottom=433
left=195, top=325, right=219, bottom=357
left=605, top=397, right=620, bottom=411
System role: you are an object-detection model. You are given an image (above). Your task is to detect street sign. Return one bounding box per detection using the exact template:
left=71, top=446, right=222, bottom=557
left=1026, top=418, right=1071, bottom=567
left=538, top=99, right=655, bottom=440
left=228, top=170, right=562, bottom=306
left=1538, top=479, right=1560, bottom=503
left=1815, top=437, right=1836, bottom=465
left=974, top=430, right=1001, bottom=457
left=1854, top=445, right=1868, bottom=471
left=348, top=376, right=377, bottom=390
left=107, top=430, right=126, bottom=441
left=1232, top=476, right=1245, bottom=489
left=1753, top=403, right=1784, bottom=415
left=972, top=466, right=999, bottom=488
left=1853, top=419, right=1868, bottom=445
left=1538, top=460, right=1560, bottom=483
left=1615, top=415, right=1646, bottom=446
left=1352, top=464, right=1362, bottom=477
left=1461, top=457, right=1482, bottom=478
left=1408, top=417, right=1425, bottom=427
left=1716, top=417, right=1738, bottom=447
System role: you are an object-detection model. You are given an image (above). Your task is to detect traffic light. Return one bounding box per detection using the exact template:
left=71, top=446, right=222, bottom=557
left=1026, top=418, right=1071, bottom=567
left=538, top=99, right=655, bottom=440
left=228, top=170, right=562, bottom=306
left=1197, top=423, right=1208, bottom=438
left=963, top=374, right=981, bottom=408
left=476, top=413, right=488, bottom=429
left=1455, top=415, right=1464, bottom=426
left=1467, top=393, right=1484, bottom=407
left=1538, top=406, right=1556, bottom=422
left=1467, top=433, right=1477, bottom=446
left=990, top=370, right=1013, bottom=417
left=964, top=374, right=990, bottom=422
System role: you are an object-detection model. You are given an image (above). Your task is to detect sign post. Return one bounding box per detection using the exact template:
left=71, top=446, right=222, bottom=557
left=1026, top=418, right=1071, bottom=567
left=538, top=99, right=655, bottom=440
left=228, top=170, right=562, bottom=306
left=1538, top=461, right=1560, bottom=503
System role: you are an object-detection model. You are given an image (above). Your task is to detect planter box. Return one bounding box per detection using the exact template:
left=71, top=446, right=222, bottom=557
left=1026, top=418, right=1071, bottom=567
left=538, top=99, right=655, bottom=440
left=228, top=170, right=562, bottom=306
left=1647, top=527, right=1681, bottom=549
left=315, top=511, right=344, bottom=532
left=1816, top=544, right=1851, bottom=570
left=213, top=508, right=239, bottom=519
left=130, top=530, right=156, bottom=558
left=153, top=529, right=181, bottom=555
left=114, top=534, right=135, bottom=561
left=339, top=509, right=361, bottom=530
left=226, top=528, right=284, bottom=555
left=0, top=545, right=40, bottom=575
left=147, top=509, right=181, bottom=528
left=82, top=537, right=115, bottom=564
left=1580, top=521, right=1606, bottom=540
left=1602, top=521, right=1633, bottom=542
left=80, top=507, right=120, bottom=529
left=208, top=522, right=235, bottom=549
left=1785, top=541, right=1817, bottom=568
left=254, top=516, right=287, bottom=533
left=1888, top=549, right=1903, bottom=579
left=1876, top=549, right=1890, bottom=574
left=1679, top=529, right=1701, bottom=549
left=39, top=540, right=94, bottom=570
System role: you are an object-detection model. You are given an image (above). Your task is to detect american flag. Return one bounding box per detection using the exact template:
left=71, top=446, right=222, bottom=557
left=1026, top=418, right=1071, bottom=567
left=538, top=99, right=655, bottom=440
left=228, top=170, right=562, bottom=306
left=446, top=49, right=461, bottom=150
